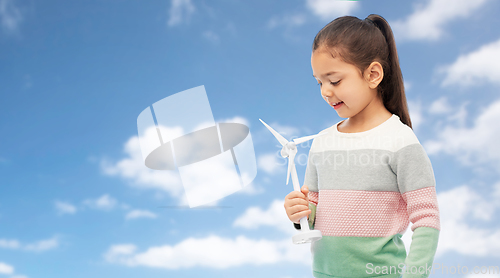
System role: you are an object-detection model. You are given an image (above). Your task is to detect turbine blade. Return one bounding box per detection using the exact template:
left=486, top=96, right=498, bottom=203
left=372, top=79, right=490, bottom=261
left=293, top=131, right=328, bottom=145
left=259, top=119, right=288, bottom=146
left=286, top=152, right=295, bottom=185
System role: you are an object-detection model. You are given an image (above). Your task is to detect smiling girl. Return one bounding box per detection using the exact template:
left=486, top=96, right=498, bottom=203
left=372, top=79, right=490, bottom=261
left=284, top=14, right=440, bottom=278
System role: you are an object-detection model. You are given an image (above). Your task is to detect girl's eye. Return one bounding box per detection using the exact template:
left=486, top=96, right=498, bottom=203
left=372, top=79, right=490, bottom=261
left=317, top=80, right=340, bottom=87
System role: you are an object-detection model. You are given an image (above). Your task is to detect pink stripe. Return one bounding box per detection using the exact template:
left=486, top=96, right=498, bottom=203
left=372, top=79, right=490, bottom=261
left=308, top=191, right=318, bottom=206
left=402, top=186, right=440, bottom=231
left=315, top=190, right=409, bottom=237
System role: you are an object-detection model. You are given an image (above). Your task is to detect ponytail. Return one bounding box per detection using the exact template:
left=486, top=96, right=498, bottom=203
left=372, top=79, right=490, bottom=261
left=312, top=14, right=412, bottom=129
left=366, top=14, right=412, bottom=129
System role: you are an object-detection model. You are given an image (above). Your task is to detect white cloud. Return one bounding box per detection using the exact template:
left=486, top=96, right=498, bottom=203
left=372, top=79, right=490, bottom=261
left=104, top=115, right=257, bottom=207
left=54, top=200, right=77, bottom=215
left=155, top=125, right=184, bottom=150
left=125, top=209, right=158, bottom=220
left=407, top=99, right=423, bottom=131
left=404, top=80, right=412, bottom=92
left=266, top=0, right=358, bottom=37
left=428, top=96, right=452, bottom=115
left=233, top=181, right=264, bottom=196
left=267, top=13, right=307, bottom=30
left=23, top=237, right=59, bottom=253
left=202, top=30, right=219, bottom=44
left=445, top=102, right=468, bottom=127
left=258, top=152, right=284, bottom=175
left=167, top=0, right=195, bottom=27
left=56, top=195, right=163, bottom=221
left=100, top=136, right=185, bottom=200
left=83, top=194, right=117, bottom=211
left=435, top=185, right=500, bottom=257
left=262, top=122, right=300, bottom=139
left=494, top=182, right=500, bottom=200
left=428, top=97, right=468, bottom=128
left=439, top=186, right=496, bottom=223
left=0, top=236, right=58, bottom=253
left=392, top=0, right=490, bottom=41
left=305, top=0, right=359, bottom=21
left=424, top=98, right=500, bottom=168
left=104, top=198, right=315, bottom=270
left=0, top=262, right=13, bottom=274
left=176, top=151, right=243, bottom=207
left=217, top=116, right=249, bottom=127
left=104, top=235, right=310, bottom=269
left=402, top=184, right=500, bottom=259
left=233, top=199, right=295, bottom=236
left=437, top=38, right=500, bottom=87
left=105, top=244, right=136, bottom=258
left=0, top=0, right=22, bottom=34
left=0, top=239, right=20, bottom=249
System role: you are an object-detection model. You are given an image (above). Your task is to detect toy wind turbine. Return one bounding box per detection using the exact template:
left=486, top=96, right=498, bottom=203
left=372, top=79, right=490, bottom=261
left=259, top=119, right=324, bottom=244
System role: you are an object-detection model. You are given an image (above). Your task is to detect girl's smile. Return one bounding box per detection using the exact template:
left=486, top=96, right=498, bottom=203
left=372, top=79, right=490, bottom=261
left=325, top=96, right=344, bottom=109
left=332, top=101, right=344, bottom=109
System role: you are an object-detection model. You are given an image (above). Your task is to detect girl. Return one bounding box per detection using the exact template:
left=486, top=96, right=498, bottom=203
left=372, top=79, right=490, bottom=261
left=284, top=14, right=440, bottom=278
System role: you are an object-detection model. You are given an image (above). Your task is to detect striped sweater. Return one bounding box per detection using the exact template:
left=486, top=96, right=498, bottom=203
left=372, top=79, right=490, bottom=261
left=302, top=114, right=440, bottom=278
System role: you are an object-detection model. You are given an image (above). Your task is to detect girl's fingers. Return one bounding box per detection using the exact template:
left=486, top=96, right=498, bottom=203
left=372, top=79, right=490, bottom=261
left=284, top=189, right=310, bottom=222
left=286, top=190, right=307, bottom=200
left=291, top=209, right=311, bottom=222
left=286, top=197, right=309, bottom=207
left=288, top=204, right=309, bottom=215
left=301, top=185, right=309, bottom=202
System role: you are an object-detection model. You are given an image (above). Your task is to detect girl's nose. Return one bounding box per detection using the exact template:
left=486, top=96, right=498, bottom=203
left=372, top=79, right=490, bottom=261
left=321, top=90, right=334, bottom=99
left=321, top=86, right=334, bottom=97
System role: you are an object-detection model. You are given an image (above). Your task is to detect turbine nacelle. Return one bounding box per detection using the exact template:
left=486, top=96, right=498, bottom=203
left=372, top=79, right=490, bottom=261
left=280, top=142, right=297, bottom=158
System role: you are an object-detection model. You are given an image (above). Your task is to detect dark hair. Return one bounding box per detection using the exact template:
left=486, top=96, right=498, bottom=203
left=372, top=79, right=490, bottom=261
left=312, top=14, right=412, bottom=129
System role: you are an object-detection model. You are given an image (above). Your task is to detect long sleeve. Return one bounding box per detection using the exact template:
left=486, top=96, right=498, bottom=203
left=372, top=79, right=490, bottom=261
left=390, top=142, right=441, bottom=278
left=294, top=149, right=319, bottom=230
left=403, top=227, right=439, bottom=277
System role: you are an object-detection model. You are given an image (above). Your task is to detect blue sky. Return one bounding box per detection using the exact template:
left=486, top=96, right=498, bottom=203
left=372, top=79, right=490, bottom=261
left=1, top=0, right=500, bottom=277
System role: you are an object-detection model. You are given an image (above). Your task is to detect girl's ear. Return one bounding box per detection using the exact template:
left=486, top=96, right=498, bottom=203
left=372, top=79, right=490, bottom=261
left=365, top=61, right=384, bottom=89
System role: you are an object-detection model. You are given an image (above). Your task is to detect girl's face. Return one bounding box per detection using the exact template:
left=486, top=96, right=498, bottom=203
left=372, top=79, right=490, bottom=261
left=311, top=47, right=383, bottom=120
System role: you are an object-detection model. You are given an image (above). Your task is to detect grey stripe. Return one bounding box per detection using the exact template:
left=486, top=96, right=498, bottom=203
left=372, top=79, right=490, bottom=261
left=304, top=153, right=319, bottom=192
left=390, top=143, right=436, bottom=194
left=304, top=143, right=435, bottom=193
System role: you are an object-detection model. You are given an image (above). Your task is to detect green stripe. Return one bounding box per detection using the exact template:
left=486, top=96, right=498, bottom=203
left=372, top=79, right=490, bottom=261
left=308, top=202, right=317, bottom=230
left=311, top=233, right=407, bottom=278
left=403, top=227, right=440, bottom=278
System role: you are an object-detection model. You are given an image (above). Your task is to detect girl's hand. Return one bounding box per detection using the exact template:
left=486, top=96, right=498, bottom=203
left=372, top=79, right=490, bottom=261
left=284, top=185, right=311, bottom=224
